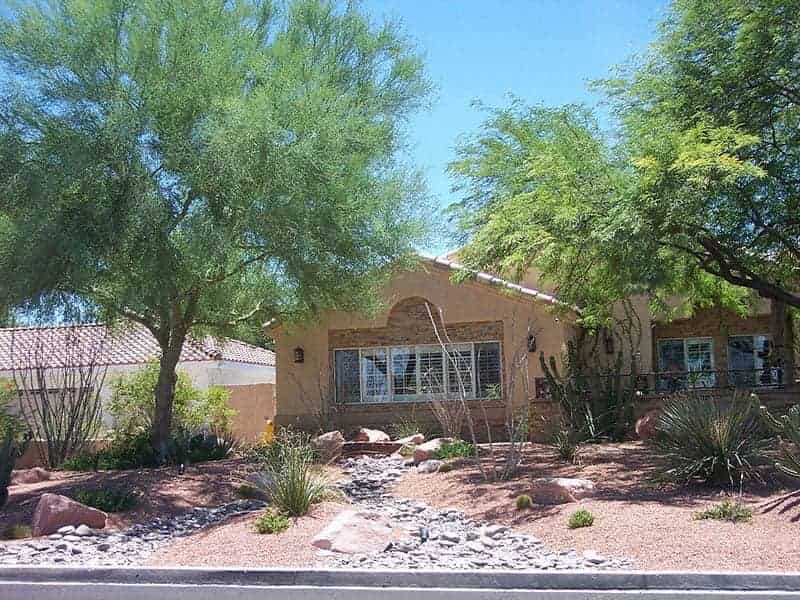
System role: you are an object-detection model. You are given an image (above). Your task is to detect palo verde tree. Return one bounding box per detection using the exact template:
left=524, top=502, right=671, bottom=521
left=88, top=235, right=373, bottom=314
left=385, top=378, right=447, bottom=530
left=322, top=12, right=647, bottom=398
left=452, top=0, right=800, bottom=375
left=0, top=0, right=430, bottom=458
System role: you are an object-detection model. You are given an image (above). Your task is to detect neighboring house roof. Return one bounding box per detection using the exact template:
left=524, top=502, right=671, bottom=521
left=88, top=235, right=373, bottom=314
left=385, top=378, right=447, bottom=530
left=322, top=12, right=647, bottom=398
left=0, top=323, right=275, bottom=370
left=422, top=254, right=579, bottom=313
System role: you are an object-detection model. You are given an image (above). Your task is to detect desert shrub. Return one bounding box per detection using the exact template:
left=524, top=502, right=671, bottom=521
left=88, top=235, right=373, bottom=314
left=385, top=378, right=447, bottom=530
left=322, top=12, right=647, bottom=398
left=1, top=524, right=32, bottom=539
left=248, top=427, right=315, bottom=469
left=516, top=494, right=533, bottom=510
left=59, top=452, right=100, bottom=472
left=567, top=509, right=594, bottom=529
left=761, top=403, right=800, bottom=480
left=0, top=381, right=28, bottom=508
left=97, top=430, right=157, bottom=470
left=433, top=439, right=475, bottom=460
left=650, top=392, right=770, bottom=486
left=235, top=483, right=262, bottom=499
left=254, top=510, right=291, bottom=534
left=74, top=487, right=138, bottom=513
left=389, top=412, right=434, bottom=440
left=187, top=430, right=238, bottom=463
left=551, top=428, right=582, bottom=464
left=694, top=500, right=752, bottom=523
left=437, top=462, right=454, bottom=473
left=251, top=430, right=328, bottom=517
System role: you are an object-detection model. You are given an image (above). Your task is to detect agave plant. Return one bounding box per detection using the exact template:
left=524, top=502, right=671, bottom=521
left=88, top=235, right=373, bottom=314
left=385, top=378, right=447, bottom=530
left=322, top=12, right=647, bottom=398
left=650, top=391, right=770, bottom=486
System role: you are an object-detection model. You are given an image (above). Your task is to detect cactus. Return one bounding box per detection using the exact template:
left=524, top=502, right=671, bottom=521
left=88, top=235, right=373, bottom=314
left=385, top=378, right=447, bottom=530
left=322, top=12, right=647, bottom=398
left=760, top=402, right=800, bottom=479
left=540, top=341, right=591, bottom=438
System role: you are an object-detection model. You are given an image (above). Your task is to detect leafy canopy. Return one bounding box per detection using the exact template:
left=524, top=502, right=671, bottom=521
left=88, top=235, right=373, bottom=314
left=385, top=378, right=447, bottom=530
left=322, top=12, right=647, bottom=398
left=0, top=0, right=431, bottom=334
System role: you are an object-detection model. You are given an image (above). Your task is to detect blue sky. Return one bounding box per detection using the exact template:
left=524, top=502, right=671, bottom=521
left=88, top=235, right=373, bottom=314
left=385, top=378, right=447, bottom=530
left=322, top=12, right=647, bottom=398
left=362, top=0, right=669, bottom=254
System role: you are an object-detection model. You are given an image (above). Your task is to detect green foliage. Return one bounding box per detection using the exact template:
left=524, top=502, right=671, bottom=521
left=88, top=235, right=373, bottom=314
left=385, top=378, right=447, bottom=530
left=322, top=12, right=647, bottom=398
left=0, top=379, right=27, bottom=508
left=433, top=440, right=475, bottom=460
left=515, top=494, right=533, bottom=510
left=254, top=510, right=291, bottom=535
left=694, top=500, right=752, bottom=524
left=551, top=429, right=582, bottom=464
left=437, top=462, right=454, bottom=473
left=1, top=524, right=32, bottom=540
left=567, top=509, right=594, bottom=529
left=74, top=487, right=138, bottom=513
left=760, top=403, right=800, bottom=480
left=108, top=364, right=234, bottom=437
left=250, top=428, right=328, bottom=517
left=0, top=0, right=431, bottom=454
left=235, top=483, right=263, bottom=500
left=389, top=415, right=434, bottom=441
left=650, top=392, right=770, bottom=486
left=59, top=453, right=100, bottom=472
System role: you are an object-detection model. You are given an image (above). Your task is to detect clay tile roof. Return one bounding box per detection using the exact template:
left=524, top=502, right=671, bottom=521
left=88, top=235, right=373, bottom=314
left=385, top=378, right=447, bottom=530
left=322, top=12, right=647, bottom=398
left=0, top=323, right=275, bottom=370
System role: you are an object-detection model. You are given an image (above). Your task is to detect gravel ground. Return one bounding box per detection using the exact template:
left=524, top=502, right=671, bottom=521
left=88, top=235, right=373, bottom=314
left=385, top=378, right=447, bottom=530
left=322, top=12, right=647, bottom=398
left=393, top=442, right=800, bottom=571
left=146, top=502, right=347, bottom=568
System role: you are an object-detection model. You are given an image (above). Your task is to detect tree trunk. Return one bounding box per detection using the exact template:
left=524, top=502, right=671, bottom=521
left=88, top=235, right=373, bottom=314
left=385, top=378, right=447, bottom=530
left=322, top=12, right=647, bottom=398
left=769, top=299, right=795, bottom=387
left=152, top=335, right=185, bottom=463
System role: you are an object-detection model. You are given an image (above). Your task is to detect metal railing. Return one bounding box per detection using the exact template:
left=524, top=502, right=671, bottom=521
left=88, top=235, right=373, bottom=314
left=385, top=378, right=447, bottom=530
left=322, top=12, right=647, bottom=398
left=534, top=367, right=794, bottom=400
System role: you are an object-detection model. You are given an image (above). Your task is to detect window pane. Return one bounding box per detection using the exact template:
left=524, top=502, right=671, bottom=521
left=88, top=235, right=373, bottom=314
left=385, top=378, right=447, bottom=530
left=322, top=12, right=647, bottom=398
left=476, top=342, right=501, bottom=398
left=728, top=336, right=755, bottom=386
left=391, top=347, right=418, bottom=400
left=334, top=350, right=361, bottom=404
left=361, top=349, right=389, bottom=402
left=446, top=344, right=474, bottom=398
left=686, top=339, right=714, bottom=387
left=418, top=346, right=445, bottom=395
left=658, top=340, right=685, bottom=372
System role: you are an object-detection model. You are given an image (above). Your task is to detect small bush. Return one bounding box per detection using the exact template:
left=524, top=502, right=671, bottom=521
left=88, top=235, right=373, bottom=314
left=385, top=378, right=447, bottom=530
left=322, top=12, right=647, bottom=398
left=389, top=414, right=433, bottom=440
left=59, top=453, right=100, bottom=472
left=650, top=392, right=770, bottom=486
left=74, top=487, right=138, bottom=513
left=568, top=509, right=594, bottom=529
left=516, top=494, right=533, bottom=510
left=694, top=500, right=752, bottom=523
left=247, top=427, right=315, bottom=468
left=188, top=431, right=238, bottom=463
left=98, top=430, right=157, bottom=470
left=433, top=439, right=475, bottom=460
left=254, top=510, right=291, bottom=534
left=551, top=429, right=582, bottom=464
left=437, top=462, right=454, bottom=473
left=2, top=524, right=32, bottom=539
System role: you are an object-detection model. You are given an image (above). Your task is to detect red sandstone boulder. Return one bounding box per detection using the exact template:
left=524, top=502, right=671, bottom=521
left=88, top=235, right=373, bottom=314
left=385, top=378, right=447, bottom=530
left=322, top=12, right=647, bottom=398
left=311, top=510, right=393, bottom=554
left=530, top=478, right=596, bottom=505
left=395, top=433, right=425, bottom=445
left=353, top=428, right=390, bottom=443
left=10, top=467, right=51, bottom=486
left=412, top=437, right=453, bottom=464
left=31, top=493, right=107, bottom=536
left=312, top=430, right=345, bottom=461
left=635, top=409, right=661, bottom=441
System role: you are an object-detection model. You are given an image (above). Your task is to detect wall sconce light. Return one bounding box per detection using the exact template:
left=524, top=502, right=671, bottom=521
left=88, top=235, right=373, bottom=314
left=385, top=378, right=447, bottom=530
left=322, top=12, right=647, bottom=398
left=603, top=330, right=614, bottom=355
left=293, top=347, right=305, bottom=363
left=527, top=333, right=537, bottom=353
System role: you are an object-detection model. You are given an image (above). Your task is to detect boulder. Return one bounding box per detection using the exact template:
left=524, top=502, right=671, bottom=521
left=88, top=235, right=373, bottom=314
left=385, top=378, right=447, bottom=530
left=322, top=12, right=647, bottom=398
left=412, top=437, right=453, bottom=464
left=10, top=467, right=51, bottom=486
left=416, top=459, right=443, bottom=474
left=31, top=493, right=108, bottom=536
left=530, top=478, right=596, bottom=505
left=311, top=510, right=393, bottom=554
left=312, top=430, right=345, bottom=461
left=352, top=428, right=390, bottom=443
left=635, top=410, right=661, bottom=441
left=395, top=433, right=425, bottom=445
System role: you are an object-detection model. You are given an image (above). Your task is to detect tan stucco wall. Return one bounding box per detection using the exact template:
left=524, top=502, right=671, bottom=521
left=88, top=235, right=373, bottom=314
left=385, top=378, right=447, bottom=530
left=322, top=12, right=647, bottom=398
left=223, top=382, right=275, bottom=442
left=273, top=261, right=575, bottom=431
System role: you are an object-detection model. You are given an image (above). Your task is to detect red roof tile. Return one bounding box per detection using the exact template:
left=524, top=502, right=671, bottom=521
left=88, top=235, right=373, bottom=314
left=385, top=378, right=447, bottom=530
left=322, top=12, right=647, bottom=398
left=0, top=323, right=275, bottom=370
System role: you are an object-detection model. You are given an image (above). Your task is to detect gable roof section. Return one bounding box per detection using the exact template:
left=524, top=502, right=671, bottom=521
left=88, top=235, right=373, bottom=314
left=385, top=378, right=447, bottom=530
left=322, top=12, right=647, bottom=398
left=0, top=323, right=275, bottom=370
left=423, top=255, right=578, bottom=313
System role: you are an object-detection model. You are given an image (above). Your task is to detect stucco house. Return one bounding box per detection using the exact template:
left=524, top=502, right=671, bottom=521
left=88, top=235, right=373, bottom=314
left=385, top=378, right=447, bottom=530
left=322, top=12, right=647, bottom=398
left=271, top=255, right=796, bottom=440
left=0, top=323, right=276, bottom=445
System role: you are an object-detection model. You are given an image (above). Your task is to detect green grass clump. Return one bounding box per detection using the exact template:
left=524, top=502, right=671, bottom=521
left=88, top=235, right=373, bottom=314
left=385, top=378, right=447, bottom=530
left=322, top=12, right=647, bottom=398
left=74, top=487, right=138, bottom=513
left=567, top=509, right=594, bottom=529
left=516, top=494, right=533, bottom=510
left=254, top=510, right=291, bottom=534
left=551, top=429, right=582, bottom=464
left=437, top=462, right=454, bottom=473
left=59, top=453, right=100, bottom=472
left=433, top=439, right=475, bottom=460
left=235, top=483, right=262, bottom=499
left=694, top=500, right=752, bottom=523
left=2, top=524, right=31, bottom=539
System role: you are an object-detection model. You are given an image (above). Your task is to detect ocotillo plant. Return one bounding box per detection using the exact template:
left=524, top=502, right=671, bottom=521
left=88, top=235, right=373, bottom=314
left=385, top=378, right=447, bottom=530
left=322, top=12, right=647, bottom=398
left=761, top=402, right=800, bottom=479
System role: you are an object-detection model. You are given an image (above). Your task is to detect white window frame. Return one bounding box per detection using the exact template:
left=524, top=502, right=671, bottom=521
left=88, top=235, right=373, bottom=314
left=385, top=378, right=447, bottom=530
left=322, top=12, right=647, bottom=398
left=657, top=336, right=715, bottom=388
left=333, top=341, right=503, bottom=405
left=727, top=333, right=778, bottom=386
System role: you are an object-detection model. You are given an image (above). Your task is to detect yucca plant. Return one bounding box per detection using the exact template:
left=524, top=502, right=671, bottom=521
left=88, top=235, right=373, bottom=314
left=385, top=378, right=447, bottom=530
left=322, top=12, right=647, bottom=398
left=760, top=403, right=800, bottom=479
left=650, top=391, right=769, bottom=486
left=551, top=428, right=582, bottom=464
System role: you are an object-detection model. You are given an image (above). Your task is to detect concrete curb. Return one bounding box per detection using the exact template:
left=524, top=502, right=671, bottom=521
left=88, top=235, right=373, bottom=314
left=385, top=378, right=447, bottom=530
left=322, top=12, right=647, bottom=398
left=1, top=566, right=799, bottom=592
